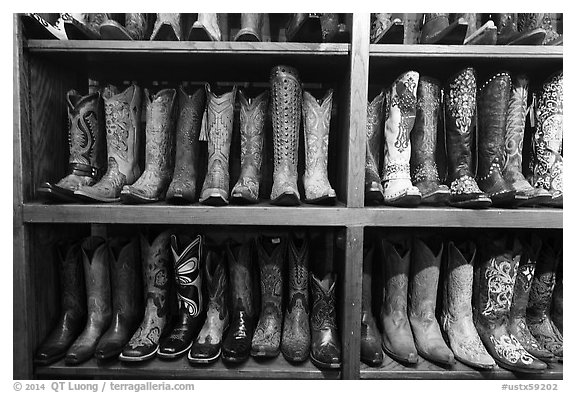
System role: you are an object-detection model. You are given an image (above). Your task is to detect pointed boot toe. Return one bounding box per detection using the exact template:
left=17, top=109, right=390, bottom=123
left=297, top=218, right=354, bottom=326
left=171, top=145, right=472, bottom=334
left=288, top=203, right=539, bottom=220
left=119, top=345, right=158, bottom=362
left=94, top=341, right=124, bottom=360
left=34, top=349, right=66, bottom=366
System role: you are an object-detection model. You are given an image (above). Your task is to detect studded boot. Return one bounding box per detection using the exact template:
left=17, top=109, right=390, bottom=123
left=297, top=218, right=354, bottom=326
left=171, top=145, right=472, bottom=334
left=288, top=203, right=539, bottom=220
left=360, top=245, right=383, bottom=367
left=540, top=14, right=562, bottom=46
left=150, top=13, right=182, bottom=41
left=235, top=14, right=263, bottom=41
left=310, top=272, right=341, bottom=369
left=100, top=13, right=148, bottom=40
left=365, top=90, right=385, bottom=204
left=371, top=13, right=404, bottom=44
left=62, top=13, right=109, bottom=40
left=286, top=13, right=322, bottom=43
left=188, top=13, right=222, bottom=41
left=420, top=13, right=468, bottom=45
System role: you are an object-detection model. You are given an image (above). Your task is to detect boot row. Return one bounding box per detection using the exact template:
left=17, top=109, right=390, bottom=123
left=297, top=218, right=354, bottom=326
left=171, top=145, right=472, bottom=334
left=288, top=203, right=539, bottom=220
left=365, top=68, right=563, bottom=208
left=360, top=232, right=563, bottom=374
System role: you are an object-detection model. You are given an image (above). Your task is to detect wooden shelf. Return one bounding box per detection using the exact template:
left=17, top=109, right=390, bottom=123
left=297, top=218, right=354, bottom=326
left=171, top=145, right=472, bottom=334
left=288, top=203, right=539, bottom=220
left=370, top=44, right=563, bottom=59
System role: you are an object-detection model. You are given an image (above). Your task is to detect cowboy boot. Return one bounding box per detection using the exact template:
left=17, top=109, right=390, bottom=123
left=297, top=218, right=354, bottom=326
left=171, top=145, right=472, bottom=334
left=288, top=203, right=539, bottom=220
left=516, top=13, right=547, bottom=45
left=529, top=72, right=563, bottom=207
left=166, top=87, right=205, bottom=204
left=508, top=234, right=555, bottom=361
left=381, top=71, right=421, bottom=206
left=150, top=13, right=182, bottom=41
left=444, top=68, right=491, bottom=208
left=270, top=65, right=302, bottom=205
left=409, top=238, right=455, bottom=365
left=120, top=231, right=171, bottom=361
left=158, top=234, right=204, bottom=358
left=281, top=233, right=311, bottom=363
left=303, top=89, right=336, bottom=203
left=310, top=272, right=341, bottom=369
left=188, top=249, right=229, bottom=364
left=527, top=236, right=563, bottom=360
left=222, top=241, right=256, bottom=363
left=286, top=13, right=322, bottom=43
left=38, top=90, right=106, bottom=203
left=420, top=13, right=468, bottom=44
left=22, top=13, right=68, bottom=40
left=410, top=77, right=450, bottom=205
left=120, top=89, right=176, bottom=204
left=551, top=257, right=562, bottom=334
left=379, top=237, right=417, bottom=364
left=34, top=242, right=86, bottom=365
left=365, top=90, right=385, bottom=204
left=441, top=241, right=495, bottom=369
left=318, top=13, right=341, bottom=43
left=371, top=13, right=404, bottom=44
left=74, top=84, right=142, bottom=203
left=360, top=245, right=383, bottom=367
left=199, top=84, right=236, bottom=206
left=251, top=236, right=285, bottom=358
left=540, top=14, right=562, bottom=45
left=65, top=237, right=112, bottom=365
left=473, top=235, right=547, bottom=373
left=464, top=14, right=497, bottom=45
left=235, top=14, right=262, bottom=42
left=62, top=13, right=108, bottom=40
left=100, top=13, right=148, bottom=40
left=476, top=72, right=516, bottom=206
left=231, top=90, right=268, bottom=204
left=95, top=237, right=143, bottom=360
left=494, top=13, right=546, bottom=45
left=187, top=13, right=221, bottom=41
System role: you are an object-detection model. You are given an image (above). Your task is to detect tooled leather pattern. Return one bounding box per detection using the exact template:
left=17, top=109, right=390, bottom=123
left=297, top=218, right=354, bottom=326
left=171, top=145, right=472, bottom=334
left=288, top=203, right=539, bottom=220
left=391, top=75, right=417, bottom=153
left=228, top=245, right=254, bottom=316
left=540, top=14, right=560, bottom=44
left=365, top=91, right=385, bottom=185
left=171, top=236, right=202, bottom=318
left=370, top=13, right=394, bottom=43
left=67, top=92, right=102, bottom=171
left=311, top=278, right=337, bottom=331
left=125, top=13, right=148, bottom=40
left=489, top=334, right=535, bottom=365
left=517, top=13, right=542, bottom=31
left=480, top=255, right=518, bottom=321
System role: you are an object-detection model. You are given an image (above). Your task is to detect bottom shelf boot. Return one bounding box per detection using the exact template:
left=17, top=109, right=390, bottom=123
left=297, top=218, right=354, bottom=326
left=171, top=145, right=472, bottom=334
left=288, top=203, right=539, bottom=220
left=551, top=257, right=562, bottom=335
left=360, top=245, right=383, bottom=367
left=310, top=272, right=341, bottom=369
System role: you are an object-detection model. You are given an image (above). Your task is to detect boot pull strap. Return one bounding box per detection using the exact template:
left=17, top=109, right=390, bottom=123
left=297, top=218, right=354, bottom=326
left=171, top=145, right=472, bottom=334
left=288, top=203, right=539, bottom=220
left=528, top=93, right=537, bottom=128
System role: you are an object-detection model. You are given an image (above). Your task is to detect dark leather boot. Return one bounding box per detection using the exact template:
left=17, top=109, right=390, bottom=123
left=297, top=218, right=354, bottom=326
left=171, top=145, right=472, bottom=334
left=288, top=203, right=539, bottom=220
left=365, top=90, right=385, bottom=204
left=379, top=237, right=417, bottom=364
left=231, top=91, right=268, bottom=204
left=120, top=231, right=171, bottom=362
left=310, top=272, right=341, bottom=369
left=22, top=13, right=67, bottom=40
left=251, top=236, right=285, bottom=358
left=235, top=14, right=263, bottom=41
left=281, top=233, right=311, bottom=363
left=410, top=76, right=450, bottom=205
left=65, top=237, right=112, bottom=365
left=121, top=89, right=177, bottom=204
left=35, top=242, right=86, bottom=365
left=222, top=241, right=256, bottom=363
left=38, top=90, right=106, bottom=203
left=166, top=87, right=205, bottom=204
left=199, top=84, right=236, bottom=205
left=95, top=237, right=143, bottom=360
left=476, top=72, right=516, bottom=206
left=473, top=235, right=547, bottom=373
left=188, top=13, right=222, bottom=41
left=441, top=241, right=495, bottom=369
left=409, top=238, right=454, bottom=366
left=551, top=256, right=562, bottom=335
left=420, top=13, right=468, bottom=44
left=150, top=13, right=182, bottom=41
left=270, top=66, right=302, bottom=206
left=286, top=13, right=322, bottom=43
left=100, top=13, right=148, bottom=40
left=371, top=13, right=404, bottom=44
left=360, top=245, right=383, bottom=367
left=62, top=13, right=108, bottom=40
left=495, top=13, right=546, bottom=45
left=303, top=89, right=336, bottom=203
left=188, top=249, right=229, bottom=364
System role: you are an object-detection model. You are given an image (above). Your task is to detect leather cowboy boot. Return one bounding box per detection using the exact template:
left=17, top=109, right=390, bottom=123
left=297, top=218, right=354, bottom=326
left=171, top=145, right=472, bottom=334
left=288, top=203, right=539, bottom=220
left=464, top=14, right=497, bottom=45
left=120, top=231, right=171, bottom=361
left=270, top=65, right=302, bottom=206
left=379, top=237, right=417, bottom=364
left=381, top=71, right=421, bottom=206
left=199, top=84, right=236, bottom=205
left=100, top=13, right=148, bottom=40
left=166, top=87, right=205, bottom=204
left=231, top=91, right=268, bottom=204
left=420, top=13, right=468, bottom=44
left=310, top=272, right=341, bottom=369
left=371, top=13, right=404, bottom=44
left=494, top=13, right=546, bottom=45
left=551, top=256, right=562, bottom=335
left=22, top=13, right=67, bottom=40
left=441, top=241, right=495, bottom=369
left=150, top=13, right=182, bottom=41
left=65, top=237, right=112, bottom=365
left=235, top=14, right=263, bottom=42
left=409, top=238, right=455, bottom=366
left=319, top=13, right=339, bottom=43
left=158, top=235, right=204, bottom=358
left=251, top=236, right=285, bottom=358
left=222, top=241, right=256, bottom=363
left=35, top=241, right=86, bottom=365
left=516, top=14, right=547, bottom=45
left=360, top=245, right=383, bottom=367
left=540, top=14, right=562, bottom=46
left=365, top=90, right=385, bottom=204
left=508, top=234, right=555, bottom=361
left=95, top=237, right=143, bottom=360
left=476, top=72, right=516, bottom=206
left=188, top=13, right=222, bottom=41
left=529, top=72, right=563, bottom=207
left=62, top=13, right=108, bottom=40
left=74, top=84, right=142, bottom=203
left=410, top=76, right=450, bottom=205
left=120, top=89, right=176, bottom=204
left=527, top=235, right=563, bottom=360
left=445, top=68, right=491, bottom=208
left=281, top=233, right=311, bottom=363
left=38, top=90, right=106, bottom=203
left=286, top=13, right=322, bottom=43
left=188, top=249, right=229, bottom=364
left=473, top=235, right=546, bottom=373
left=303, top=89, right=337, bottom=203
left=503, top=75, right=552, bottom=206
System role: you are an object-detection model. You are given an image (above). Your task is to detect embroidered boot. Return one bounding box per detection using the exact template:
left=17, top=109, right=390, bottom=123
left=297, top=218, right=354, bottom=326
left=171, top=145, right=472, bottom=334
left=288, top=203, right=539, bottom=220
left=551, top=256, right=562, bottom=335
left=540, top=14, right=562, bottom=46
left=251, top=236, right=285, bottom=358
left=35, top=241, right=86, bottom=365
left=100, top=13, right=148, bottom=40
left=494, top=13, right=546, bottom=45
left=441, top=241, right=495, bottom=369
left=371, top=13, right=404, bottom=44
left=22, top=13, right=68, bottom=40
left=199, top=84, right=236, bottom=205
left=365, top=90, right=385, bottom=204
left=516, top=14, right=547, bottom=45
left=166, top=87, right=205, bottom=204
left=303, top=89, right=336, bottom=203
left=231, top=91, right=268, bottom=204
left=235, top=14, right=263, bottom=42
left=150, top=13, right=182, bottom=41
left=420, top=13, right=468, bottom=44
left=360, top=245, right=383, bottom=367
left=188, top=13, right=222, bottom=41
left=310, top=272, right=341, bottom=369
left=62, top=13, right=108, bottom=40
left=120, top=231, right=171, bottom=361
left=270, top=65, right=302, bottom=205
left=286, top=13, right=322, bottom=43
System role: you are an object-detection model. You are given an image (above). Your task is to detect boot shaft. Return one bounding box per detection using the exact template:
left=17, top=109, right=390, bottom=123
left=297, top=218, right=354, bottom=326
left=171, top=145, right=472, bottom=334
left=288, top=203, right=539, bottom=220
left=495, top=13, right=518, bottom=37
left=140, top=231, right=171, bottom=318
left=151, top=13, right=182, bottom=41
left=56, top=241, right=86, bottom=317
left=503, top=75, right=529, bottom=182
left=80, top=237, right=111, bottom=319
left=237, top=13, right=262, bottom=41
left=205, top=84, right=236, bottom=171
left=170, top=234, right=203, bottom=318
left=303, top=89, right=333, bottom=177
left=287, top=234, right=310, bottom=311
left=540, top=14, right=561, bottom=45
left=366, top=90, right=385, bottom=177
left=410, top=238, right=443, bottom=316
left=310, top=273, right=337, bottom=331
left=527, top=236, right=561, bottom=316
left=205, top=249, right=229, bottom=319
left=380, top=238, right=411, bottom=312
left=108, top=237, right=142, bottom=318
left=143, top=88, right=177, bottom=177
left=509, top=235, right=541, bottom=319
left=227, top=241, right=255, bottom=317
left=124, top=13, right=148, bottom=40
left=517, top=13, right=544, bottom=32
left=256, top=236, right=285, bottom=316
left=443, top=241, right=476, bottom=320
left=173, top=87, right=205, bottom=176
left=238, top=90, right=268, bottom=180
